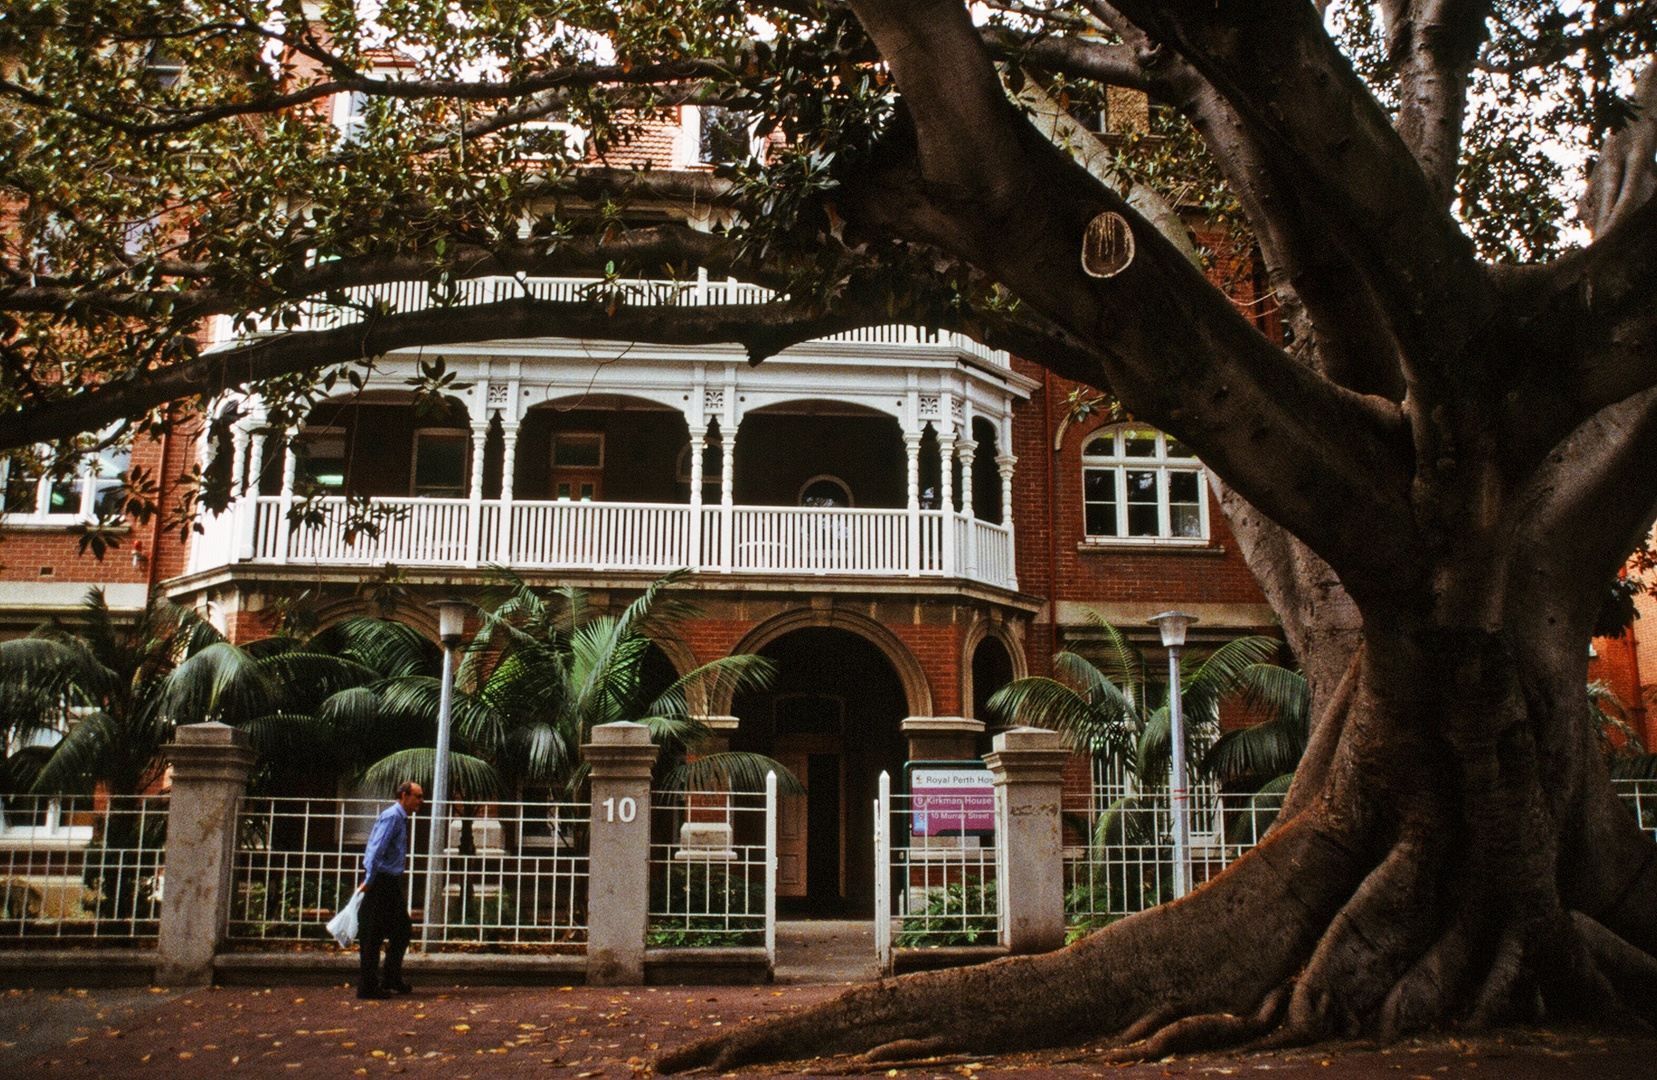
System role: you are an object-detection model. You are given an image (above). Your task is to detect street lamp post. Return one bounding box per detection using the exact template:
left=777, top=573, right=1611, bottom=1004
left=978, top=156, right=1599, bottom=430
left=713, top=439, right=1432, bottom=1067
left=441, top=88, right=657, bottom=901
left=421, top=598, right=468, bottom=951
left=1149, top=611, right=1197, bottom=899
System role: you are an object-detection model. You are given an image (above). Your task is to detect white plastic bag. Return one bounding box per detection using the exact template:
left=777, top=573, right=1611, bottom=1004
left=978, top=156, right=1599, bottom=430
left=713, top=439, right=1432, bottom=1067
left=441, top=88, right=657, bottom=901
left=327, top=890, right=365, bottom=947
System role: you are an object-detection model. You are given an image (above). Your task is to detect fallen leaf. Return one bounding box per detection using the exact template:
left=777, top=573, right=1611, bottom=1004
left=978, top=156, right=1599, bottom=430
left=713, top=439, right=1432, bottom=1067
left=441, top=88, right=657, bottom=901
left=453, top=1024, right=471, bottom=1032
left=178, top=1051, right=193, bottom=1059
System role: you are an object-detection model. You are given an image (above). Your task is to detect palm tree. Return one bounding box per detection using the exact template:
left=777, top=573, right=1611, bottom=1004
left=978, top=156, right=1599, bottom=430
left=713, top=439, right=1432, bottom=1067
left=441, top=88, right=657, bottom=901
left=987, top=613, right=1309, bottom=929
left=986, top=615, right=1307, bottom=790
left=340, top=571, right=798, bottom=799
left=0, top=588, right=275, bottom=797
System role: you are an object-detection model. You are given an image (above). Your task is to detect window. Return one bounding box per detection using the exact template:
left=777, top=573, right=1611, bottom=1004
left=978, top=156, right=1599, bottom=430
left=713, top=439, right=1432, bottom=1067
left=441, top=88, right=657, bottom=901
left=0, top=445, right=130, bottom=522
left=798, top=476, right=853, bottom=508
left=552, top=433, right=603, bottom=501
left=1081, top=426, right=1207, bottom=542
left=412, top=429, right=470, bottom=498
left=294, top=429, right=347, bottom=492
left=697, top=106, right=754, bottom=165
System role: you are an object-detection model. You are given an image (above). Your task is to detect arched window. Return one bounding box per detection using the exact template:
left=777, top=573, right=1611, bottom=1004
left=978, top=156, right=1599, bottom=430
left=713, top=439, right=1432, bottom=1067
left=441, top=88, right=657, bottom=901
left=1081, top=426, right=1207, bottom=542
left=798, top=475, right=853, bottom=508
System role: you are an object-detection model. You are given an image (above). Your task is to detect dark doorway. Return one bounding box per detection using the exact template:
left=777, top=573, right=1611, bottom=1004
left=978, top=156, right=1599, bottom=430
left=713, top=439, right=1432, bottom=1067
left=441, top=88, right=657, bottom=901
left=732, top=626, right=909, bottom=917
left=972, top=635, right=1015, bottom=724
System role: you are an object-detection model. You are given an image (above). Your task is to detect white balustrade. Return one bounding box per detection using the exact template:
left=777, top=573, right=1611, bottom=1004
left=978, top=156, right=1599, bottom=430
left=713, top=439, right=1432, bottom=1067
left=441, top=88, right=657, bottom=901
left=197, top=497, right=1016, bottom=588
left=508, top=501, right=691, bottom=570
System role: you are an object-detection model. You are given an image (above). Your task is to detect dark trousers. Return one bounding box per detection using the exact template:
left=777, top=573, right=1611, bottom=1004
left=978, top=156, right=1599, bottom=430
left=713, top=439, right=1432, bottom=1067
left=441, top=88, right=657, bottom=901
left=358, top=874, right=411, bottom=992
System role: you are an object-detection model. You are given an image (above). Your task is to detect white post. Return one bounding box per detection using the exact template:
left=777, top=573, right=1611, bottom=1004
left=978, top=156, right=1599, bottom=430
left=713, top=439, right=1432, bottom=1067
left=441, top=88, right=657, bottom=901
left=421, top=639, right=457, bottom=951
left=274, top=438, right=298, bottom=565
left=765, top=769, right=777, bottom=969
left=958, top=436, right=977, bottom=579
left=230, top=422, right=258, bottom=561
left=718, top=420, right=735, bottom=573
left=496, top=422, right=520, bottom=563
left=874, top=770, right=892, bottom=973
left=1167, top=643, right=1191, bottom=899
left=997, top=452, right=1018, bottom=586
left=904, top=433, right=922, bottom=576
left=688, top=424, right=707, bottom=569
left=464, top=418, right=489, bottom=567
left=938, top=426, right=957, bottom=577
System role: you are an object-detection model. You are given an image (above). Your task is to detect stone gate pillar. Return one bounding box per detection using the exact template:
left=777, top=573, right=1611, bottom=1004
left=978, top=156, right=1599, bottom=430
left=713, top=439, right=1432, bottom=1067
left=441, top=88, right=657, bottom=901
left=583, top=721, right=658, bottom=985
left=985, top=726, right=1069, bottom=955
left=156, top=722, right=255, bottom=987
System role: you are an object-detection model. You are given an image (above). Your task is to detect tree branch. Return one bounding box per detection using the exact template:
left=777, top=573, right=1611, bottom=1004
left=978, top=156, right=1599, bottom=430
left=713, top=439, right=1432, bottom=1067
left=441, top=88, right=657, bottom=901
left=1579, top=65, right=1657, bottom=239
left=1384, top=0, right=1493, bottom=210
left=0, top=296, right=900, bottom=451
left=839, top=0, right=1422, bottom=597
left=1105, top=0, right=1495, bottom=391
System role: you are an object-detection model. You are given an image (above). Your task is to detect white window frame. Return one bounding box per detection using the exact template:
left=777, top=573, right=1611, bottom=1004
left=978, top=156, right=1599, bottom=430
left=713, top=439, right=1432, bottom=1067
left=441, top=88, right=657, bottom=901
left=1080, top=426, right=1209, bottom=545
left=0, top=445, right=129, bottom=524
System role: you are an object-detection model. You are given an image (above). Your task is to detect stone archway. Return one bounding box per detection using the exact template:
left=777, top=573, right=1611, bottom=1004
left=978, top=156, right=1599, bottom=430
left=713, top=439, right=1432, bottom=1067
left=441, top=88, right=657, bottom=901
left=719, top=607, right=933, bottom=718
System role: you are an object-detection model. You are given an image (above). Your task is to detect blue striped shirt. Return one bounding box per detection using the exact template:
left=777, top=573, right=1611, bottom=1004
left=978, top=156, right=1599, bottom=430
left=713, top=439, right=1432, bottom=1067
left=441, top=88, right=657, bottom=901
left=362, top=801, right=410, bottom=885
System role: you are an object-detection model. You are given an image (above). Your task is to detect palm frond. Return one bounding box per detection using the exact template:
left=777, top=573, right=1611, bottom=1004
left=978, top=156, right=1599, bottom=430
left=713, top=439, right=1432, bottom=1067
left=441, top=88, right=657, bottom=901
left=663, top=752, right=804, bottom=794
left=1180, top=636, right=1284, bottom=721
left=1073, top=610, right=1147, bottom=702
left=986, top=675, right=1136, bottom=760
left=644, top=654, right=776, bottom=722
left=1201, top=718, right=1308, bottom=783
left=360, top=748, right=500, bottom=801
left=160, top=641, right=278, bottom=726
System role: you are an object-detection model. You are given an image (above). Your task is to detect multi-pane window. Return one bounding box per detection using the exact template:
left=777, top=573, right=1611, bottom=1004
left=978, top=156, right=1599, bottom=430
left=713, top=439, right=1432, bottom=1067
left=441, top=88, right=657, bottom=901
left=697, top=106, right=753, bottom=165
left=1081, top=427, right=1207, bottom=542
left=0, top=446, right=130, bottom=522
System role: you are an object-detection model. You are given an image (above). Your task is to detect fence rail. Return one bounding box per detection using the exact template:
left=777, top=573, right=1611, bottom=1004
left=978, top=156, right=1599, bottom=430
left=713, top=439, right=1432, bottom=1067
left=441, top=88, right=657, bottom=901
left=230, top=798, right=590, bottom=950
left=0, top=794, right=168, bottom=943
left=648, top=778, right=776, bottom=959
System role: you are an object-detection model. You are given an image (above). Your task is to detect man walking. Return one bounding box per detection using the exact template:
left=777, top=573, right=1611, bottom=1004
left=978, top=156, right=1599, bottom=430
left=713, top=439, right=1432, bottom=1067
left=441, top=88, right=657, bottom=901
left=358, top=780, right=423, bottom=999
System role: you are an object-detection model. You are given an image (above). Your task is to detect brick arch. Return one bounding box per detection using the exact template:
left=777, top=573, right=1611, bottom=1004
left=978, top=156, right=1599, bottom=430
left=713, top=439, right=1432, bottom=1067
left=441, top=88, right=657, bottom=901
left=718, top=608, right=933, bottom=717
left=960, top=616, right=1028, bottom=720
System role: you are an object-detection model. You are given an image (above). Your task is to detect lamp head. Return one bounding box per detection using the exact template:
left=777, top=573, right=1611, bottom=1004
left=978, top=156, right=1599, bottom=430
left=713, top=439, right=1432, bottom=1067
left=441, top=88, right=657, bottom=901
left=1148, top=611, right=1197, bottom=648
left=428, top=598, right=469, bottom=646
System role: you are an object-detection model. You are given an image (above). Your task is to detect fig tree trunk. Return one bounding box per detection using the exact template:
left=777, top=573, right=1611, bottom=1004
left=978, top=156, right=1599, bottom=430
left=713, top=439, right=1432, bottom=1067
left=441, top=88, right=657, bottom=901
left=659, top=587, right=1657, bottom=1071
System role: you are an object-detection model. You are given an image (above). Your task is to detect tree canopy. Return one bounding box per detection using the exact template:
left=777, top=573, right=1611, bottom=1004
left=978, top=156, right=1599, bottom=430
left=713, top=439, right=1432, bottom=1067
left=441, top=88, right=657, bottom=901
left=5, top=0, right=1657, bottom=1065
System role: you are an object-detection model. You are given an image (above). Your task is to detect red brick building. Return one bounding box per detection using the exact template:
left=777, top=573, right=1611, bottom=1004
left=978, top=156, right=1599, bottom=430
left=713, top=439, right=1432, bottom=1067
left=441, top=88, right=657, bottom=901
left=2, top=104, right=1290, bottom=914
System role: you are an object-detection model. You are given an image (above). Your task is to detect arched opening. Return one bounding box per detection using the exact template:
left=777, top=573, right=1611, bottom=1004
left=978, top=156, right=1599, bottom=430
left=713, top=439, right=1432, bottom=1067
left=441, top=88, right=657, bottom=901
left=730, top=626, right=909, bottom=917
left=971, top=635, right=1015, bottom=725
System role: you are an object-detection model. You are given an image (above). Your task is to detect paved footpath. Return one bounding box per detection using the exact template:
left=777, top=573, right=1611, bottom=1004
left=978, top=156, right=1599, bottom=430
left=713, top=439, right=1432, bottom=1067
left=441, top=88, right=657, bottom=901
left=5, top=982, right=1656, bottom=1080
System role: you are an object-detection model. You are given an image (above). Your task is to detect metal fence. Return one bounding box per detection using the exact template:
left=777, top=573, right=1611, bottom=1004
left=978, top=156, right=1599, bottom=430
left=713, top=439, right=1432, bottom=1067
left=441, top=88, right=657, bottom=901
left=0, top=794, right=168, bottom=942
left=229, top=797, right=590, bottom=950
left=1060, top=774, right=1657, bottom=934
left=1617, top=777, right=1657, bottom=842
left=647, top=776, right=776, bottom=959
left=874, top=771, right=1001, bottom=969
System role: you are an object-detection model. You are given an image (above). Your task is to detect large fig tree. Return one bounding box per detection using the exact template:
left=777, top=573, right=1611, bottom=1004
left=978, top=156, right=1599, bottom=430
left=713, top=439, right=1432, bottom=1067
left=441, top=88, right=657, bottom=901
left=1, top=0, right=1655, bottom=1062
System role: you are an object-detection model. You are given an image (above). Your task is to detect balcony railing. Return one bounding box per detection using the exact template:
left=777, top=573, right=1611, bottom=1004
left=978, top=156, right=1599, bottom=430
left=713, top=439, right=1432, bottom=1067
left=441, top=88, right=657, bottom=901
left=216, top=276, right=1011, bottom=369
left=189, top=495, right=1018, bottom=589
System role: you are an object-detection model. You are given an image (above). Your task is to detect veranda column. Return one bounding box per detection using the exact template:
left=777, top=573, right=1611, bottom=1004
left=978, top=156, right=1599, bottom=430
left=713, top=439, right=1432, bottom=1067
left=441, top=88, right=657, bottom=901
left=156, top=722, right=256, bottom=987
left=273, top=436, right=298, bottom=565
left=495, top=422, right=520, bottom=563
left=958, top=436, right=978, bottom=579
left=464, top=416, right=490, bottom=566
left=984, top=726, right=1069, bottom=955
left=905, top=431, right=923, bottom=576
left=229, top=417, right=258, bottom=561
left=938, top=426, right=958, bottom=577
left=997, top=452, right=1018, bottom=588
left=687, top=424, right=707, bottom=569
left=583, top=721, right=658, bottom=985
left=718, top=420, right=736, bottom=573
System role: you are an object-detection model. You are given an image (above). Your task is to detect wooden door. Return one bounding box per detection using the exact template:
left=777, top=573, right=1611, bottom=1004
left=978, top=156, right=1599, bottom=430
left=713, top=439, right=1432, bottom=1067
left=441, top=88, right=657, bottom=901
left=774, top=750, right=808, bottom=897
